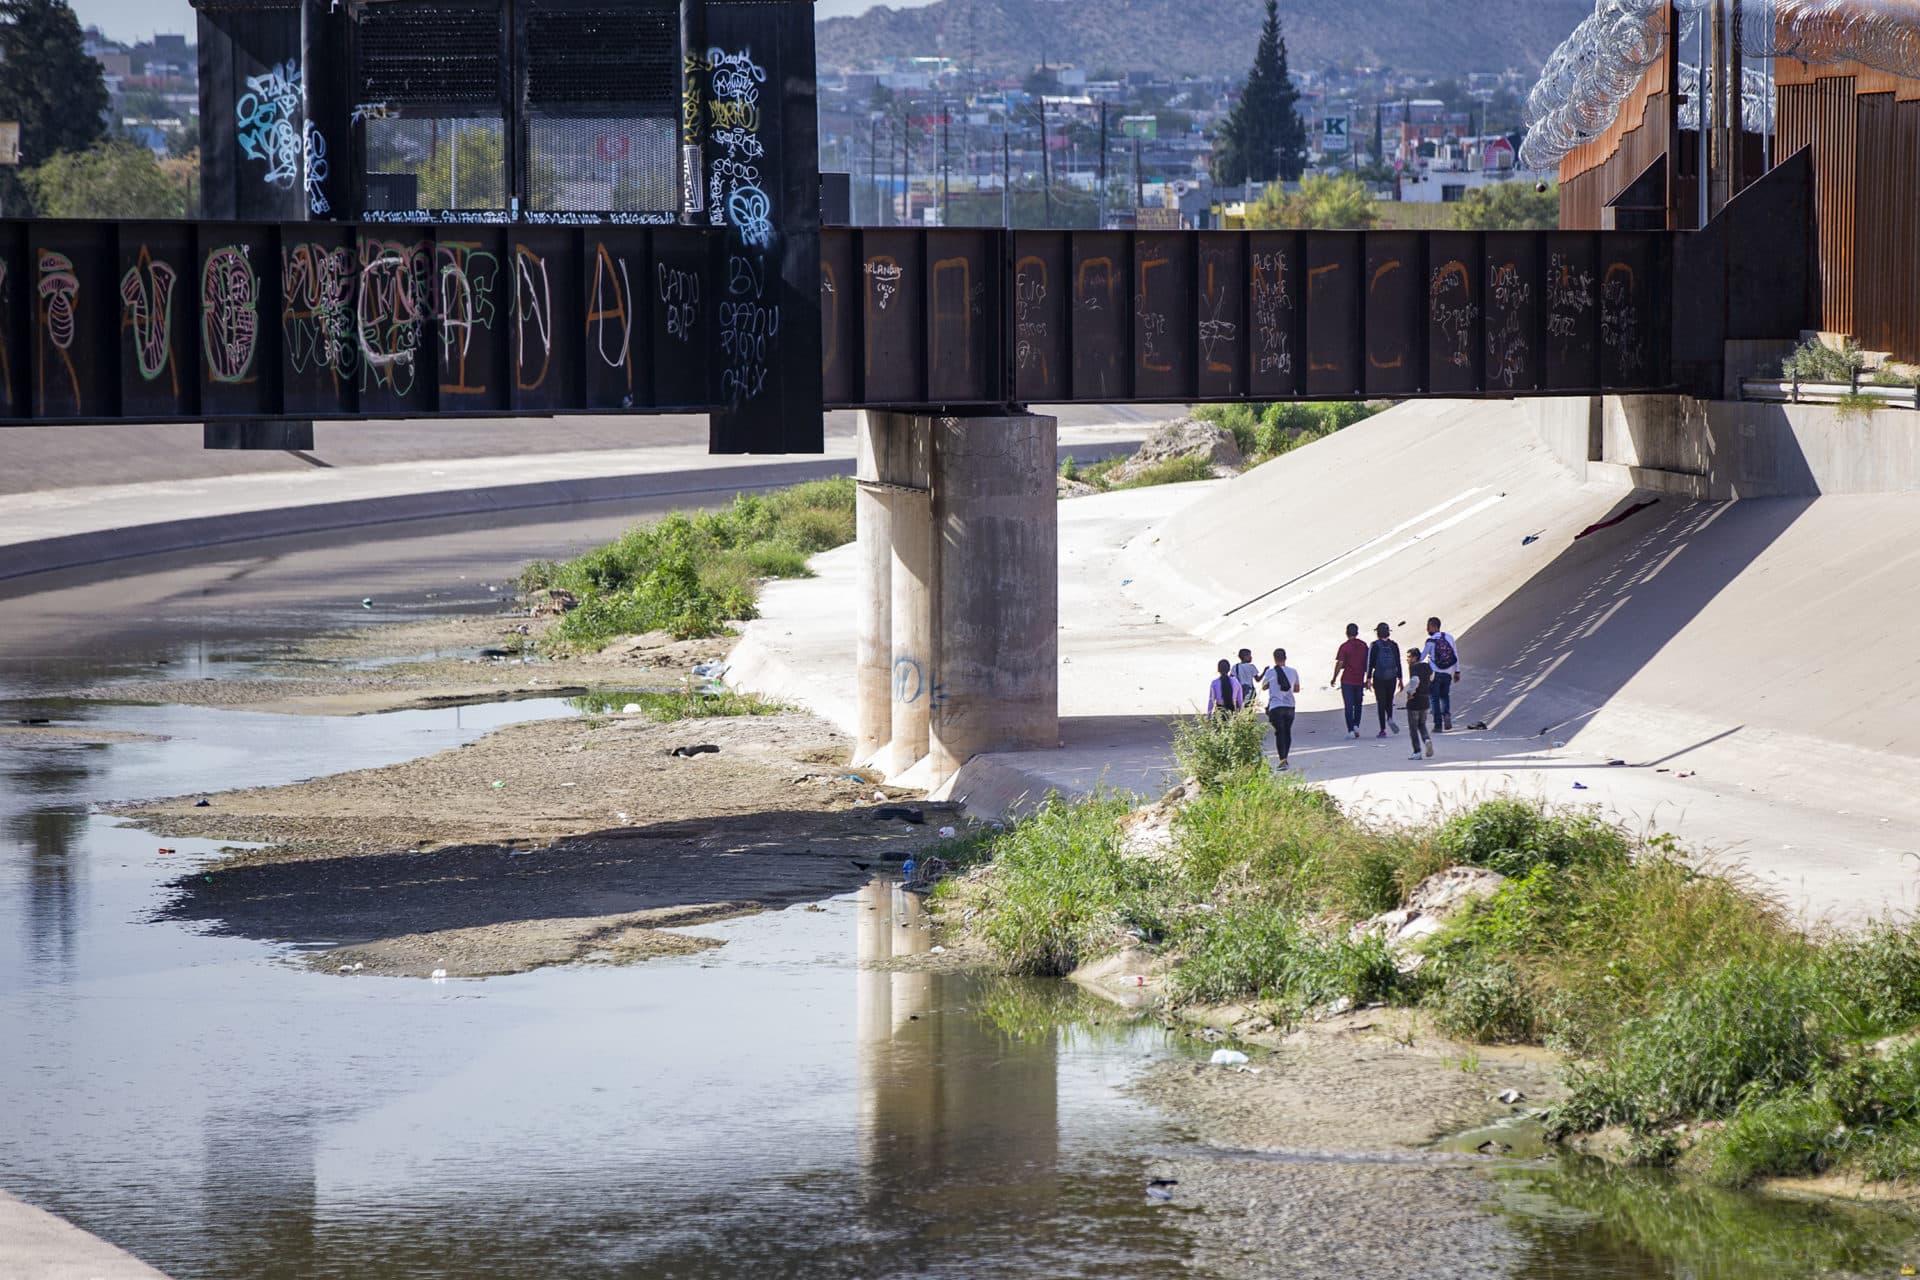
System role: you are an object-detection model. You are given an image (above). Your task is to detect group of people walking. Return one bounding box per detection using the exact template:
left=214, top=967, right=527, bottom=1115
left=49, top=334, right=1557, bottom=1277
left=1207, top=618, right=1462, bottom=769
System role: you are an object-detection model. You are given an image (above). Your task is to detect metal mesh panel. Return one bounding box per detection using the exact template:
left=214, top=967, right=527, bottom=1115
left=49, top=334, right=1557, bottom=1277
left=366, top=116, right=509, bottom=211
left=524, top=115, right=675, bottom=212
left=354, top=2, right=502, bottom=104
left=525, top=2, right=677, bottom=107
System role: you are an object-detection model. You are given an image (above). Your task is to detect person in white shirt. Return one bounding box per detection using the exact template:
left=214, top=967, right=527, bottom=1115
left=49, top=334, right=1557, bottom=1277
left=1232, top=648, right=1261, bottom=709
left=1258, top=647, right=1301, bottom=770
left=1421, top=617, right=1462, bottom=732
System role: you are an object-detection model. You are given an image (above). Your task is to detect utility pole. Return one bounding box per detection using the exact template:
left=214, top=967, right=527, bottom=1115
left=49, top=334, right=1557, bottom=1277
left=941, top=97, right=951, bottom=227
left=1002, top=127, right=1011, bottom=227
left=1098, top=103, right=1108, bottom=229
left=1039, top=98, right=1053, bottom=227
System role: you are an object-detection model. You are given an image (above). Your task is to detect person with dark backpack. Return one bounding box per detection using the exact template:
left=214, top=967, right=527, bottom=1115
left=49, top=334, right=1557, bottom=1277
left=1404, top=646, right=1435, bottom=759
left=1423, top=617, right=1462, bottom=732
left=1368, top=623, right=1403, bottom=737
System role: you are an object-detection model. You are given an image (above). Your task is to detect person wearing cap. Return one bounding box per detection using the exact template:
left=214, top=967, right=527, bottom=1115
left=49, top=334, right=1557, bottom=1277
left=1404, top=645, right=1435, bottom=759
left=1367, top=622, right=1403, bottom=737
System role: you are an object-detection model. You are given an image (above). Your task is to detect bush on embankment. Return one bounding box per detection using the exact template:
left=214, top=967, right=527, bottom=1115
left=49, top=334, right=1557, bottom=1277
left=520, top=478, right=856, bottom=647
left=943, top=710, right=1920, bottom=1191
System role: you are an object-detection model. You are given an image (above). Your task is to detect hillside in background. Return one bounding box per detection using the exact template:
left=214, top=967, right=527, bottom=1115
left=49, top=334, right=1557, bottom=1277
left=817, top=0, right=1589, bottom=78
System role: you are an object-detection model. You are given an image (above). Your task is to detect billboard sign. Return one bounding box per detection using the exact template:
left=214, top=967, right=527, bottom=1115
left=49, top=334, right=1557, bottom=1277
left=1321, top=113, right=1349, bottom=153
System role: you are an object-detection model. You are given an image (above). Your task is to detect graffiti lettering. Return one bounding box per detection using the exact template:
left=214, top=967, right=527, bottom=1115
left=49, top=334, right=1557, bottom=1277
left=202, top=246, right=259, bottom=384
left=1251, top=250, right=1292, bottom=377
left=357, top=238, right=429, bottom=396
left=658, top=262, right=700, bottom=344
left=514, top=246, right=552, bottom=392
left=1014, top=256, right=1049, bottom=378
left=1545, top=252, right=1593, bottom=344
left=587, top=243, right=633, bottom=394
left=303, top=123, right=329, bottom=216
left=1601, top=263, right=1642, bottom=376
left=36, top=250, right=81, bottom=408
left=235, top=60, right=303, bottom=190
left=120, top=247, right=178, bottom=389
left=720, top=253, right=777, bottom=404
left=435, top=241, right=499, bottom=396
left=282, top=242, right=357, bottom=383
left=1429, top=259, right=1476, bottom=370
left=1487, top=261, right=1531, bottom=390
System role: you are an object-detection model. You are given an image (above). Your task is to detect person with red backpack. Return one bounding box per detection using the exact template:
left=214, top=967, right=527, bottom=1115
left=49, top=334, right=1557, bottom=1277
left=1422, top=617, right=1462, bottom=732
left=1367, top=623, right=1403, bottom=737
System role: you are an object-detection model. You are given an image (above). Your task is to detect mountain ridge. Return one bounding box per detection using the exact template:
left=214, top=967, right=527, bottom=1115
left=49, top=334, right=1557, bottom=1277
left=817, top=0, right=1590, bottom=79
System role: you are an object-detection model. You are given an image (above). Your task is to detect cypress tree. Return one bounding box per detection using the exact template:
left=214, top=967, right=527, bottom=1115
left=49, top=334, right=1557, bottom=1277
left=1212, top=0, right=1306, bottom=187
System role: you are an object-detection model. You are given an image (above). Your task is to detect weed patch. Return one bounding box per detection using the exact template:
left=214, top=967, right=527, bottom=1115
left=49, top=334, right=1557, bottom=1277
left=527, top=478, right=856, bottom=648
left=567, top=689, right=792, bottom=722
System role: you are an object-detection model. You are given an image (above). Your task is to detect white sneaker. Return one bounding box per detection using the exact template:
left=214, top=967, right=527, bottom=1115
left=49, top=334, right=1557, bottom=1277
left=1408, top=751, right=1423, bottom=760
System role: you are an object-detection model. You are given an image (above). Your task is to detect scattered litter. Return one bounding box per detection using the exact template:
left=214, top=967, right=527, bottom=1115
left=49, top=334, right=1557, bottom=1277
left=1209, top=1048, right=1249, bottom=1066
left=1550, top=740, right=1566, bottom=749
left=938, top=825, right=957, bottom=838
left=17, top=717, right=50, bottom=726
left=669, top=743, right=721, bottom=757
left=1467, top=720, right=1489, bottom=731
left=1656, top=767, right=1671, bottom=773
left=157, top=847, right=176, bottom=855
left=194, top=798, right=210, bottom=807
left=1574, top=497, right=1661, bottom=540
left=1607, top=759, right=1627, bottom=767
left=621, top=703, right=642, bottom=714
left=361, top=597, right=373, bottom=609
left=1129, top=975, right=1148, bottom=987
left=1521, top=533, right=1541, bottom=546
left=691, top=660, right=729, bottom=679
left=873, top=789, right=888, bottom=802
left=560, top=782, right=576, bottom=787
left=1498, top=1088, right=1526, bottom=1105
left=1146, top=1178, right=1178, bottom=1202
left=491, top=780, right=506, bottom=788
left=930, top=945, right=946, bottom=955
left=616, top=811, right=630, bottom=823
left=430, top=969, right=448, bottom=981
left=1478, top=1140, right=1514, bottom=1156
left=902, top=858, right=917, bottom=876
left=1678, top=771, right=1695, bottom=779
left=872, top=805, right=924, bottom=824
left=1121, top=578, right=1133, bottom=587
left=804, top=904, right=825, bottom=913
left=1572, top=782, right=1588, bottom=790
left=850, top=859, right=872, bottom=871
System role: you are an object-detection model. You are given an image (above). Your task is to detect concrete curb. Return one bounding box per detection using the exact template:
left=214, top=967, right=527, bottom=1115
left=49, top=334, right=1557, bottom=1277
left=0, top=1190, right=172, bottom=1279
left=0, top=457, right=854, bottom=585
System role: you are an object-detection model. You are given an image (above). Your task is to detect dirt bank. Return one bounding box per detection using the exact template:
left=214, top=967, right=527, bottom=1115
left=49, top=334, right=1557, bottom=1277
left=89, top=612, right=962, bottom=979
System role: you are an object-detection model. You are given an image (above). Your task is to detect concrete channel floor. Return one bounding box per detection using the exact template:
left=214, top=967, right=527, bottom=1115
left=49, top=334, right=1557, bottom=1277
left=732, top=400, right=1920, bottom=927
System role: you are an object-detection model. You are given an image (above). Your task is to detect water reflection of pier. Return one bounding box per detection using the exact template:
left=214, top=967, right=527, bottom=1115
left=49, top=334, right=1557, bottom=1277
left=854, top=879, right=1060, bottom=1217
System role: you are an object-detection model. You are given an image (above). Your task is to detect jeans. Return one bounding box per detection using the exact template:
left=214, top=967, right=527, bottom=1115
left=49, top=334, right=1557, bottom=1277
left=1408, top=706, right=1431, bottom=753
left=1341, top=683, right=1365, bottom=732
left=1431, top=672, right=1453, bottom=727
left=1373, top=678, right=1398, bottom=731
left=1266, top=705, right=1295, bottom=762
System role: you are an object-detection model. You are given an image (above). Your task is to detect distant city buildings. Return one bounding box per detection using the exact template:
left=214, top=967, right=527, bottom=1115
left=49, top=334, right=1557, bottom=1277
left=81, top=25, right=198, bottom=155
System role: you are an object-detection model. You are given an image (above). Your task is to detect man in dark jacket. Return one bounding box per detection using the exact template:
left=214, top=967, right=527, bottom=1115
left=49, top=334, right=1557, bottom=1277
left=1368, top=622, right=1402, bottom=737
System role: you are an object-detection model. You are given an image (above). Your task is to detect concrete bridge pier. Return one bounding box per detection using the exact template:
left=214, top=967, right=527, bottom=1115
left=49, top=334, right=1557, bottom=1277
left=854, top=410, right=1058, bottom=786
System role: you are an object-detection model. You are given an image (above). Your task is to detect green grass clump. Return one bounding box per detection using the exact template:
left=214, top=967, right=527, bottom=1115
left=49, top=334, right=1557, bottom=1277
left=1170, top=708, right=1270, bottom=791
left=1113, top=453, right=1217, bottom=488
left=567, top=688, right=791, bottom=722
left=1432, top=797, right=1630, bottom=879
left=1192, top=400, right=1385, bottom=465
left=1555, top=957, right=1839, bottom=1134
left=971, top=792, right=1172, bottom=977
left=1169, top=903, right=1400, bottom=1013
left=527, top=478, right=856, bottom=648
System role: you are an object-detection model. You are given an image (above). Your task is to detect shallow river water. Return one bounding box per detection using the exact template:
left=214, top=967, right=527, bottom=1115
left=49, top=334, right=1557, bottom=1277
left=3, top=524, right=1918, bottom=1278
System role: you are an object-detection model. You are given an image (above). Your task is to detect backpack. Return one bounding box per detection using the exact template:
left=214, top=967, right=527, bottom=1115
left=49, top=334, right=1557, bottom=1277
left=1430, top=633, right=1457, bottom=670
left=1370, top=639, right=1399, bottom=680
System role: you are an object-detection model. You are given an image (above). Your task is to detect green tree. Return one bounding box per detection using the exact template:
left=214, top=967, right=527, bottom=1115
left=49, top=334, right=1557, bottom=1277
left=21, top=140, right=188, bottom=217
left=0, top=0, right=108, bottom=164
left=1211, top=0, right=1306, bottom=187
left=1244, top=172, right=1376, bottom=230
left=1449, top=180, right=1559, bottom=230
